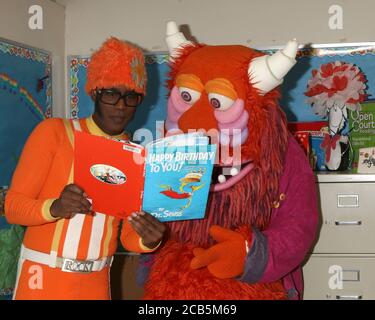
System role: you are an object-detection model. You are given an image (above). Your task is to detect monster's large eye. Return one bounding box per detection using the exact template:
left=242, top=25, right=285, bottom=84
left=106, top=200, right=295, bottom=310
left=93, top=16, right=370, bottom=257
left=208, top=93, right=235, bottom=111
left=178, top=87, right=201, bottom=105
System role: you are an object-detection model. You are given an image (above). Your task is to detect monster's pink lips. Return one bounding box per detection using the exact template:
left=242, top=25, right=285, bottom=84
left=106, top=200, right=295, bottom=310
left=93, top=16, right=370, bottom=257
left=211, top=161, right=254, bottom=192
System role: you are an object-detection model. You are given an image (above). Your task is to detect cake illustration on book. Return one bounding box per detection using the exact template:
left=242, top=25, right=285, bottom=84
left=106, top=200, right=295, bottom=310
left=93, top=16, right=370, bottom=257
left=74, top=131, right=217, bottom=221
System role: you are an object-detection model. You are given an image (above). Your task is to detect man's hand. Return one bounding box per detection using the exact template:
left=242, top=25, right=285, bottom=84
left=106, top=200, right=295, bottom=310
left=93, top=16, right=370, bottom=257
left=190, top=225, right=249, bottom=279
left=50, top=184, right=92, bottom=219
left=128, top=211, right=166, bottom=249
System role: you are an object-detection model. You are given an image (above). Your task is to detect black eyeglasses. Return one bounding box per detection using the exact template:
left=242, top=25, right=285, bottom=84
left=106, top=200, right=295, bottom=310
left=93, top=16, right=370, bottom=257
left=96, top=88, right=144, bottom=107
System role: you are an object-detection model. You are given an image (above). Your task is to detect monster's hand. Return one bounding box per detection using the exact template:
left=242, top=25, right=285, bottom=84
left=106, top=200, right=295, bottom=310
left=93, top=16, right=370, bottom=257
left=190, top=225, right=251, bottom=279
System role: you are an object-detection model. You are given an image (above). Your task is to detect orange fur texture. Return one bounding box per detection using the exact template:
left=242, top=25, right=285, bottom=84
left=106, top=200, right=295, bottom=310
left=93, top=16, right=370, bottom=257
left=143, top=241, right=286, bottom=300
left=145, top=44, right=290, bottom=299
left=85, top=37, right=147, bottom=95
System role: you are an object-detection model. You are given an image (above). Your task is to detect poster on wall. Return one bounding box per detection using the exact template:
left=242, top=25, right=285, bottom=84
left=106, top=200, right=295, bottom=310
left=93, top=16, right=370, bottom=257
left=279, top=43, right=375, bottom=171
left=0, top=38, right=52, bottom=300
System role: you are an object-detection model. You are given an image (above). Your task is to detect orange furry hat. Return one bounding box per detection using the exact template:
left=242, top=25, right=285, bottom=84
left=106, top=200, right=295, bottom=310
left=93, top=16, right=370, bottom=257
left=85, top=37, right=147, bottom=95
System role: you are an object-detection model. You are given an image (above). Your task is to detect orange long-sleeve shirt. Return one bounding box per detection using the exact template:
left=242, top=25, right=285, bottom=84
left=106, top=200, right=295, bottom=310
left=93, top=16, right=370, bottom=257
left=5, top=116, right=155, bottom=260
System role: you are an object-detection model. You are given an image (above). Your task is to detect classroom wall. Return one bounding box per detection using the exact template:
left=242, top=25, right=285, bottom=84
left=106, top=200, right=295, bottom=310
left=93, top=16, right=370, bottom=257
left=0, top=0, right=66, bottom=117
left=63, top=0, right=375, bottom=56
left=2, top=0, right=375, bottom=121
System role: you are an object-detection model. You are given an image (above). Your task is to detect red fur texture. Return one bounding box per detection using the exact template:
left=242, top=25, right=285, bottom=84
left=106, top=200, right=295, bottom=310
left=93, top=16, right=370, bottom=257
left=167, top=44, right=288, bottom=163
left=144, top=44, right=290, bottom=300
left=166, top=45, right=289, bottom=244
left=167, top=57, right=289, bottom=244
left=143, top=241, right=286, bottom=300
left=168, top=165, right=271, bottom=247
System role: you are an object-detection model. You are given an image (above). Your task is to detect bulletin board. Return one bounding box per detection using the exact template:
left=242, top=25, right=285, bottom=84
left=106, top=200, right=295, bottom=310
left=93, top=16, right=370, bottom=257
left=0, top=38, right=52, bottom=300
left=275, top=43, right=375, bottom=121
left=68, top=43, right=375, bottom=129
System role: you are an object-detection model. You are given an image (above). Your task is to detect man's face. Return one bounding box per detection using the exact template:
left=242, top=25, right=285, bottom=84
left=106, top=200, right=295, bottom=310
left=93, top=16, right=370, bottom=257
left=92, top=85, right=143, bottom=135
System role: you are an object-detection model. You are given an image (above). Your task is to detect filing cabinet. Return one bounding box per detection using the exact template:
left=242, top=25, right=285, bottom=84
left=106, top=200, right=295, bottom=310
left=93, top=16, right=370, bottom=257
left=303, top=173, right=375, bottom=300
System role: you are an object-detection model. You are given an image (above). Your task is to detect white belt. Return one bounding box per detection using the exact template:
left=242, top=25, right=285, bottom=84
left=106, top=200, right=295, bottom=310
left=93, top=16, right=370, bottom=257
left=21, top=245, right=113, bottom=273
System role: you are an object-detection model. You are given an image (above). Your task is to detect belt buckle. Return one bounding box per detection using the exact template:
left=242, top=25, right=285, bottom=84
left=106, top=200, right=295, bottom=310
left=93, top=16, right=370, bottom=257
left=61, top=258, right=94, bottom=273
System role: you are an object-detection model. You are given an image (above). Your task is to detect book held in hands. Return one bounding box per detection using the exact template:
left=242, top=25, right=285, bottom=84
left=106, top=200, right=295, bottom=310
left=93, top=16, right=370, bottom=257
left=74, top=131, right=216, bottom=222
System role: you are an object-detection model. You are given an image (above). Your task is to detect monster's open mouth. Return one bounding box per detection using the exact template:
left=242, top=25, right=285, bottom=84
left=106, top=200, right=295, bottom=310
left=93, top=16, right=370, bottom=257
left=210, top=160, right=254, bottom=192
left=164, top=127, right=253, bottom=192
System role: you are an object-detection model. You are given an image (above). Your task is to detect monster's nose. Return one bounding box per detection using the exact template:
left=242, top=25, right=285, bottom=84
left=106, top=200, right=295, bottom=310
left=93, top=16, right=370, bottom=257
left=177, top=94, right=218, bottom=133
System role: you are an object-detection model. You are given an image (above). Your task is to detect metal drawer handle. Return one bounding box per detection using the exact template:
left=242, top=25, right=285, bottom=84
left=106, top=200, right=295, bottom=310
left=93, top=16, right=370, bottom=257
left=336, top=295, right=362, bottom=300
left=334, top=220, right=362, bottom=226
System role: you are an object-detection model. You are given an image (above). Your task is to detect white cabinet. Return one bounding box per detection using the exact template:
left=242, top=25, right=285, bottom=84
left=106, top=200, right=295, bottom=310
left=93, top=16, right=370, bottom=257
left=303, top=173, right=375, bottom=300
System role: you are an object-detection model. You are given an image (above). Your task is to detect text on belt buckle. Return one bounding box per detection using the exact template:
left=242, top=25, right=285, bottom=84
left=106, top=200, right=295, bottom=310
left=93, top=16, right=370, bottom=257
left=61, top=258, right=94, bottom=273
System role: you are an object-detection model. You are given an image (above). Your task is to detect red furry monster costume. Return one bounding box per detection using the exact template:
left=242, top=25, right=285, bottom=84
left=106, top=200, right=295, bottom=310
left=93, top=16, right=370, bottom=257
left=139, top=22, right=319, bottom=300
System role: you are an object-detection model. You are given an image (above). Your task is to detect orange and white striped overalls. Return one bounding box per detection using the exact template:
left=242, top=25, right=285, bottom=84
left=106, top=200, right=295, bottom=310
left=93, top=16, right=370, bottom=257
left=5, top=116, right=156, bottom=300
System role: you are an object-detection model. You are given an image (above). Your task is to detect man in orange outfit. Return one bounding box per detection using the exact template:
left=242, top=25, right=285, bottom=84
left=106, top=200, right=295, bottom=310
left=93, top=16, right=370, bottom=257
left=5, top=38, right=166, bottom=300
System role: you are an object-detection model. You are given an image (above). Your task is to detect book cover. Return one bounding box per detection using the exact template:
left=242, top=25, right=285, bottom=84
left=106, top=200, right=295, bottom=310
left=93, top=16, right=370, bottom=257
left=288, top=121, right=328, bottom=133
left=74, top=131, right=216, bottom=222
left=310, top=134, right=326, bottom=171
left=142, top=137, right=216, bottom=222
left=357, top=147, right=375, bottom=173
left=74, top=131, right=145, bottom=219
left=288, top=121, right=328, bottom=171
left=348, top=100, right=375, bottom=171
left=287, top=121, right=328, bottom=155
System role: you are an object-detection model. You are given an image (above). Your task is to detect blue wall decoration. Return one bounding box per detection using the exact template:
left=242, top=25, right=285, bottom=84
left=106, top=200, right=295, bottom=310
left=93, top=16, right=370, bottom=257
left=69, top=44, right=375, bottom=128
left=0, top=38, right=52, bottom=300
left=277, top=43, right=375, bottom=121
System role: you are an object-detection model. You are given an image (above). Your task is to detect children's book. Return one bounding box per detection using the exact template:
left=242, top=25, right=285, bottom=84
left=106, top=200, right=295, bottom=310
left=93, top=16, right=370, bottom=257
left=74, top=132, right=216, bottom=222
left=288, top=121, right=329, bottom=171
left=348, top=100, right=375, bottom=171
left=357, top=147, right=375, bottom=173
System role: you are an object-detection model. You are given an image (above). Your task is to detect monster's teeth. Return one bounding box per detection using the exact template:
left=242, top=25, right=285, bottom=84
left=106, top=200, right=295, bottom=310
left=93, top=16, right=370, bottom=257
left=218, top=174, right=227, bottom=184
left=230, top=167, right=239, bottom=176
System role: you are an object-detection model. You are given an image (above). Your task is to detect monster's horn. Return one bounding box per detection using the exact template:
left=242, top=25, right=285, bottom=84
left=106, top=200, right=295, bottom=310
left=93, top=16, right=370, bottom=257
left=248, top=39, right=298, bottom=95
left=165, top=21, right=192, bottom=59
